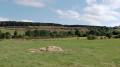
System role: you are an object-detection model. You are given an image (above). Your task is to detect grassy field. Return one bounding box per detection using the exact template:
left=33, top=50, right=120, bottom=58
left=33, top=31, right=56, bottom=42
left=0, top=38, right=120, bottom=67
left=0, top=28, right=25, bottom=35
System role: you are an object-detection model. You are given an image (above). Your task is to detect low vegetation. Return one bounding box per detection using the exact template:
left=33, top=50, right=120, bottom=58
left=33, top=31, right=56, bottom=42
left=0, top=37, right=120, bottom=67
left=0, top=27, right=119, bottom=40
left=0, top=22, right=120, bottom=67
left=87, top=35, right=97, bottom=40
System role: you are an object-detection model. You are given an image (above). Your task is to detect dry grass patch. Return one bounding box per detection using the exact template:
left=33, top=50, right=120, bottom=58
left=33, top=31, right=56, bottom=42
left=29, top=46, right=63, bottom=52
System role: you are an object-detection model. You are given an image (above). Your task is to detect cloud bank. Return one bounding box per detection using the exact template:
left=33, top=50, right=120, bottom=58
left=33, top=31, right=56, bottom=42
left=53, top=0, right=120, bottom=26
left=0, top=17, right=11, bottom=21
left=0, top=17, right=34, bottom=22
left=13, top=0, right=54, bottom=8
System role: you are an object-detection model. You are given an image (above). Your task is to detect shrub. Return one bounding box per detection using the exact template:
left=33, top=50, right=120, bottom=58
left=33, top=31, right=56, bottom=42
left=100, top=37, right=104, bottom=39
left=6, top=32, right=11, bottom=39
left=25, top=30, right=33, bottom=36
left=114, top=34, right=120, bottom=38
left=106, top=32, right=112, bottom=39
left=6, top=32, right=11, bottom=35
left=12, top=35, right=24, bottom=39
left=75, top=29, right=82, bottom=37
left=0, top=30, right=2, bottom=35
left=0, top=33, right=6, bottom=39
left=50, top=32, right=57, bottom=38
left=87, top=35, right=98, bottom=40
left=104, top=37, right=107, bottom=39
left=89, top=29, right=96, bottom=35
left=68, top=31, right=74, bottom=36
left=112, top=30, right=120, bottom=35
left=14, top=31, right=18, bottom=36
left=6, top=35, right=12, bottom=39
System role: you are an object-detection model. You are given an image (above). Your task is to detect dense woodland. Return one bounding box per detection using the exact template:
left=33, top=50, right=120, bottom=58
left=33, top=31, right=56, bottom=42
left=0, top=21, right=62, bottom=26
left=0, top=21, right=111, bottom=29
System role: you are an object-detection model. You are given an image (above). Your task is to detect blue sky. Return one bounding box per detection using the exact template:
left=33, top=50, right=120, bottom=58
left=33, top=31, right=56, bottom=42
left=0, top=0, right=120, bottom=26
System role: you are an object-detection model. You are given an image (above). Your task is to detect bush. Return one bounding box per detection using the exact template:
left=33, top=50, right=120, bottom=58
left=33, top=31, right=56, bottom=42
left=14, top=31, right=18, bottom=36
left=89, top=29, right=96, bottom=35
left=0, top=33, right=6, bottom=39
left=87, top=35, right=98, bottom=40
left=106, top=32, right=112, bottom=39
left=112, top=30, right=120, bottom=35
left=6, top=35, right=12, bottom=39
left=12, top=35, right=24, bottom=39
left=6, top=32, right=11, bottom=39
left=68, top=31, right=74, bottom=36
left=100, top=37, right=104, bottom=39
left=75, top=29, right=82, bottom=37
left=25, top=30, right=33, bottom=36
left=114, top=34, right=120, bottom=38
left=104, top=37, right=107, bottom=39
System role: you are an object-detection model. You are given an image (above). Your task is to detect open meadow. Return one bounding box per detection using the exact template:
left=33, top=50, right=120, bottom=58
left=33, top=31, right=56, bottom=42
left=1, top=0, right=120, bottom=67
left=0, top=38, right=120, bottom=67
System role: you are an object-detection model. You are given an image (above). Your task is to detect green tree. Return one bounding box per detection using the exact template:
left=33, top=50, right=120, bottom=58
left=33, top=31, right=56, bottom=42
left=0, top=30, right=2, bottom=35
left=106, top=32, right=112, bottom=39
left=0, top=33, right=6, bottom=39
left=6, top=32, right=10, bottom=35
left=39, top=30, right=50, bottom=37
left=33, top=30, right=40, bottom=36
left=100, top=30, right=106, bottom=36
left=6, top=32, right=11, bottom=39
left=58, top=31, right=68, bottom=37
left=68, top=31, right=74, bottom=36
left=50, top=31, right=58, bottom=38
left=25, top=30, right=33, bottom=36
left=53, top=31, right=57, bottom=34
left=75, top=29, right=82, bottom=37
left=112, top=30, right=120, bottom=35
left=14, top=31, right=18, bottom=36
left=114, top=34, right=120, bottom=38
left=89, top=29, right=96, bottom=35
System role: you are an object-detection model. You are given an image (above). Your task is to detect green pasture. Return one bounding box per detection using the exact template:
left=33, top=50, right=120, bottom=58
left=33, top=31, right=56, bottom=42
left=0, top=38, right=120, bottom=67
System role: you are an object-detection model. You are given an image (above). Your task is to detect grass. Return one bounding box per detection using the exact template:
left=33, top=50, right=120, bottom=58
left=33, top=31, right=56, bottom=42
left=0, top=38, right=120, bottom=67
left=1, top=28, right=25, bottom=35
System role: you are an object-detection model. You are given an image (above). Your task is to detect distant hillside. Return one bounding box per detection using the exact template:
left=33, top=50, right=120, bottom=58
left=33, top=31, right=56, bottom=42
left=0, top=21, right=111, bottom=30
left=0, top=21, right=62, bottom=26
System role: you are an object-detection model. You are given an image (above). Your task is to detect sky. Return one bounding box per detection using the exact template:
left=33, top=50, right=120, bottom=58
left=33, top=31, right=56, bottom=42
left=0, top=0, right=120, bottom=26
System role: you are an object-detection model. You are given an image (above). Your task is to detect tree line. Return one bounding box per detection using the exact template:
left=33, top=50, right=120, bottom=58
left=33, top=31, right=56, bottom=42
left=0, top=21, right=111, bottom=30
left=0, top=28, right=119, bottom=40
left=0, top=21, right=62, bottom=26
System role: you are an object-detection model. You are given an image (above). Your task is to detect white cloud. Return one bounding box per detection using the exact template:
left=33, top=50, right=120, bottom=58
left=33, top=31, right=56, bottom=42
left=102, top=0, right=120, bottom=9
left=52, top=9, right=81, bottom=20
left=0, top=17, right=11, bottom=21
left=20, top=20, right=34, bottom=22
left=53, top=0, right=120, bottom=26
left=0, top=17, right=34, bottom=22
left=13, top=0, right=54, bottom=8
left=14, top=0, right=45, bottom=8
left=81, top=4, right=120, bottom=25
left=86, top=0, right=96, bottom=5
